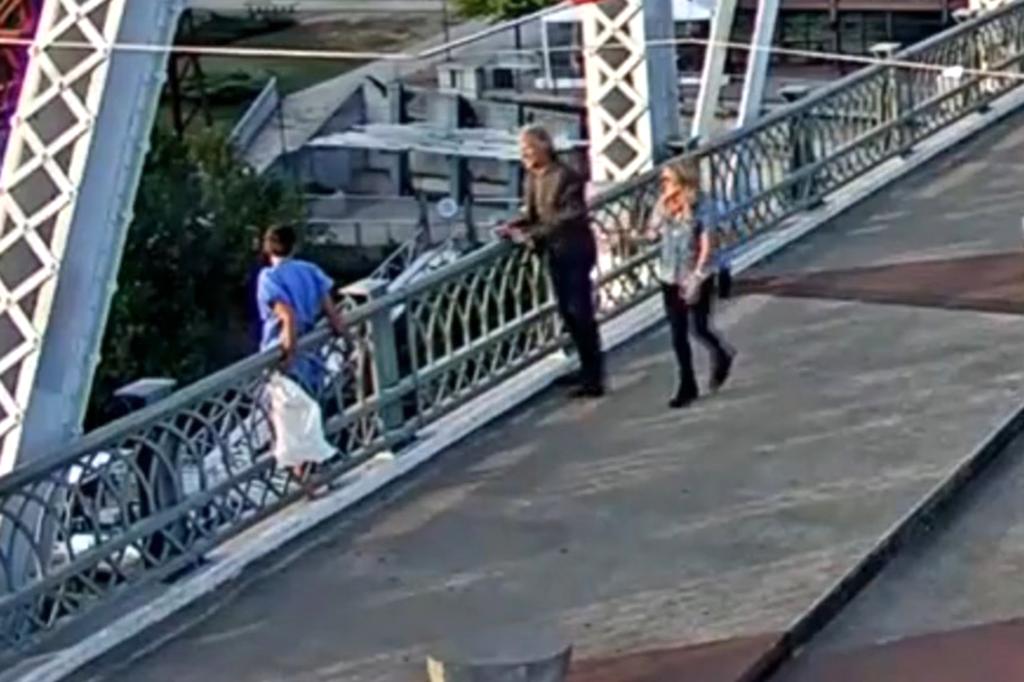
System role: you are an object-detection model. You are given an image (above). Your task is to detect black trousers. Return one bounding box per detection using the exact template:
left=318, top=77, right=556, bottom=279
left=549, top=254, right=604, bottom=389
left=661, top=280, right=729, bottom=396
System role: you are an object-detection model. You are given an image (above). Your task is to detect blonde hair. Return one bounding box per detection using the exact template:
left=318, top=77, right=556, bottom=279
left=661, top=159, right=702, bottom=212
left=663, top=159, right=700, bottom=193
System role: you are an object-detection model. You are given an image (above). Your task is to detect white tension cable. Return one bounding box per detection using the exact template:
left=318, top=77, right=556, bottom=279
left=3, top=24, right=1021, bottom=84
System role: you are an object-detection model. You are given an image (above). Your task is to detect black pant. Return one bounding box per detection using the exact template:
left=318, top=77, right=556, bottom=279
left=549, top=254, right=604, bottom=389
left=661, top=280, right=729, bottom=396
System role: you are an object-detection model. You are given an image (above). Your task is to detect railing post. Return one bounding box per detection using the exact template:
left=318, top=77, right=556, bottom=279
left=1014, top=12, right=1024, bottom=67
left=464, top=197, right=479, bottom=246
left=973, top=28, right=995, bottom=113
left=780, top=85, right=819, bottom=207
left=897, top=64, right=918, bottom=153
left=870, top=43, right=905, bottom=154
left=112, top=379, right=189, bottom=571
left=416, top=192, right=434, bottom=246
left=366, top=281, right=403, bottom=431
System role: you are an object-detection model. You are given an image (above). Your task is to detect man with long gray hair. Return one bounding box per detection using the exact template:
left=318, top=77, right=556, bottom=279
left=498, top=125, right=605, bottom=398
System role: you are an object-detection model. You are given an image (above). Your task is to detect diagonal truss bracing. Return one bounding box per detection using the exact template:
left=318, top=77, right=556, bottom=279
left=0, top=0, right=185, bottom=475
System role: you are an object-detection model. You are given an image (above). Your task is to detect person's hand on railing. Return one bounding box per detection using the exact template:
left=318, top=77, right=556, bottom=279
left=331, top=318, right=357, bottom=356
left=322, top=294, right=355, bottom=355
left=495, top=223, right=533, bottom=248
left=494, top=223, right=518, bottom=240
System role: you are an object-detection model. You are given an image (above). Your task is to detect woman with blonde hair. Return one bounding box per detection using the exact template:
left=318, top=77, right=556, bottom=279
left=652, top=160, right=734, bottom=408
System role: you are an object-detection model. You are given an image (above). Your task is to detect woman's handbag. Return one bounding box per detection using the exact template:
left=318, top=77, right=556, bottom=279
left=717, top=264, right=733, bottom=300
left=682, top=272, right=704, bottom=305
left=687, top=216, right=733, bottom=301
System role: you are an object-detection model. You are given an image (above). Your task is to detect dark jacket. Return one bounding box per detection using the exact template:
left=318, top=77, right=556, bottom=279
left=515, top=160, right=596, bottom=264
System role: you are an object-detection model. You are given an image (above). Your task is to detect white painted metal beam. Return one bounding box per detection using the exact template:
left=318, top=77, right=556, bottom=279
left=737, top=0, right=781, bottom=129
left=581, top=0, right=679, bottom=185
left=0, top=0, right=186, bottom=475
left=692, top=0, right=738, bottom=141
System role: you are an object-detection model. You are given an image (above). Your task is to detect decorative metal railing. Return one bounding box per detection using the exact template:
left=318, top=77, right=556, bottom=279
left=4, top=1, right=1024, bottom=657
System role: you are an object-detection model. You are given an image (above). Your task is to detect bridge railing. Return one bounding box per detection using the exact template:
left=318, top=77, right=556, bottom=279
left=4, top=0, right=1024, bottom=657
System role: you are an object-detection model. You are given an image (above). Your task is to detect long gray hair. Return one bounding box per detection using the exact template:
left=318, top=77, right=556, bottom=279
left=519, top=124, right=555, bottom=159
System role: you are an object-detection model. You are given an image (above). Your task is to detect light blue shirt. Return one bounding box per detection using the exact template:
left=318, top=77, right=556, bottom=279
left=257, top=259, right=333, bottom=393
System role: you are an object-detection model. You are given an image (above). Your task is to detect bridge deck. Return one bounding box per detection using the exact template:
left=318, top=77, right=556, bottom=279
left=74, top=112, right=1024, bottom=682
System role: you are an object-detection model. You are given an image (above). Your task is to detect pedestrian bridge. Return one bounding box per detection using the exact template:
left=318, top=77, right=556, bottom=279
left=6, top=6, right=1024, bottom=681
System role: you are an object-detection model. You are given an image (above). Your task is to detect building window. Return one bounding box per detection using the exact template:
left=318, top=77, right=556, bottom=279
left=493, top=68, right=514, bottom=90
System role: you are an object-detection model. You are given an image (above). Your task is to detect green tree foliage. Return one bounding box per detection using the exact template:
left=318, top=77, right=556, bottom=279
left=453, top=0, right=557, bottom=20
left=89, top=127, right=303, bottom=424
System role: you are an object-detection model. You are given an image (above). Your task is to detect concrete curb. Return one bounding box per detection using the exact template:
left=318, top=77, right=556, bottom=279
left=18, top=86, right=1024, bottom=682
left=734, top=87, right=1024, bottom=682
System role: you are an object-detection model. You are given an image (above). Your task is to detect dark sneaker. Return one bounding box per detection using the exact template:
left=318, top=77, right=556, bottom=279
left=669, top=386, right=698, bottom=409
left=569, top=384, right=605, bottom=399
left=711, top=352, right=735, bottom=393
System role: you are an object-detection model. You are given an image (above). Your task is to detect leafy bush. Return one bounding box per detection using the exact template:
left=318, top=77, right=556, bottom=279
left=89, top=127, right=303, bottom=425
left=453, top=0, right=557, bottom=20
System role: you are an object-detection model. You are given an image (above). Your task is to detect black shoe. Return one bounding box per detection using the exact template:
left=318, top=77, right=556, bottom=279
left=668, top=386, right=698, bottom=409
left=711, top=352, right=735, bottom=393
left=569, top=384, right=605, bottom=399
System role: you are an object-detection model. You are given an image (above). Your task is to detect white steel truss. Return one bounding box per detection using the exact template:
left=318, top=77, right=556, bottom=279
left=581, top=0, right=679, bottom=184
left=737, top=0, right=780, bottom=128
left=0, top=0, right=183, bottom=474
left=693, top=0, right=737, bottom=140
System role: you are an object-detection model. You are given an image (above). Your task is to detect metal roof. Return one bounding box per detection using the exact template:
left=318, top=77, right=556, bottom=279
left=308, top=124, right=585, bottom=160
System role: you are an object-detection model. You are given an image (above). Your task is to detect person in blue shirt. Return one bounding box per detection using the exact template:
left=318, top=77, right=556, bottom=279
left=651, top=160, right=735, bottom=409
left=257, top=224, right=348, bottom=398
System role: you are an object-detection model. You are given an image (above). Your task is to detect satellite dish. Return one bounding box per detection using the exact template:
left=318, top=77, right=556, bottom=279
left=437, top=197, right=459, bottom=219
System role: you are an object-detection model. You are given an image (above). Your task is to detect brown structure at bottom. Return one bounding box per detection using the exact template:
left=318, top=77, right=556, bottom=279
left=568, top=634, right=780, bottom=682
left=784, top=618, right=1024, bottom=681
left=554, top=617, right=1024, bottom=682
left=740, top=252, right=1024, bottom=316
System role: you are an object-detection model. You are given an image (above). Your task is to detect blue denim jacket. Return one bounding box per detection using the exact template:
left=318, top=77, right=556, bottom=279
left=652, top=203, right=712, bottom=284
left=657, top=218, right=696, bottom=285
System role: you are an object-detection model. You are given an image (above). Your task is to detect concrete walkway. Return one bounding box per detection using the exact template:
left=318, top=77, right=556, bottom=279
left=70, top=113, right=1024, bottom=682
